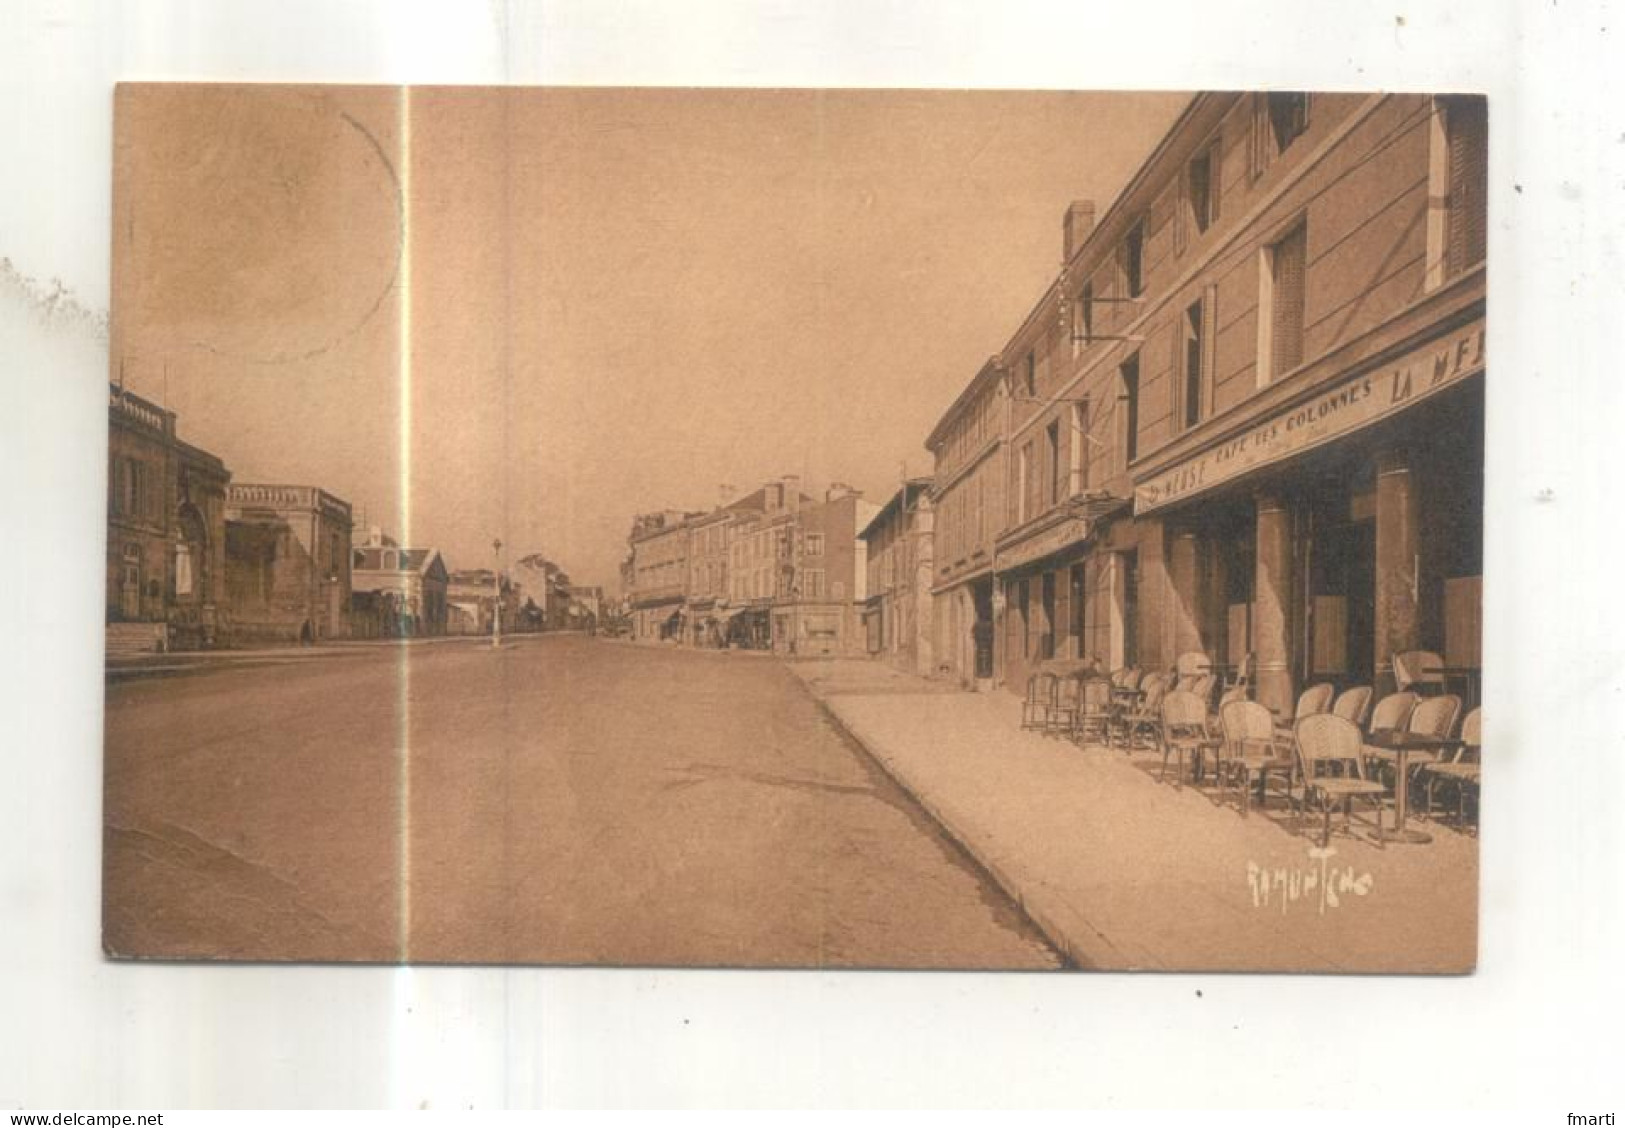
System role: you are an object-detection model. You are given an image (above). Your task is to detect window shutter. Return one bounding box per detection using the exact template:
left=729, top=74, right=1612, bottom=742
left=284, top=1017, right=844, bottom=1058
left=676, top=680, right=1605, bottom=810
left=1174, top=171, right=1190, bottom=257
left=1250, top=93, right=1270, bottom=180
left=1446, top=97, right=1488, bottom=276
left=1271, top=224, right=1307, bottom=375
left=1202, top=284, right=1219, bottom=415
left=1209, top=141, right=1222, bottom=224
left=1171, top=318, right=1186, bottom=428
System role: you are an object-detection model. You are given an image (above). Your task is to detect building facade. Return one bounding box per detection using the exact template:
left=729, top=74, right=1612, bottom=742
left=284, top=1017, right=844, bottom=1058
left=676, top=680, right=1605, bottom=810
left=105, top=384, right=232, bottom=652
left=952, top=92, right=1486, bottom=712
left=925, top=359, right=1007, bottom=687
left=859, top=479, right=935, bottom=675
left=350, top=529, right=449, bottom=637
left=224, top=483, right=353, bottom=644
left=626, top=510, right=697, bottom=642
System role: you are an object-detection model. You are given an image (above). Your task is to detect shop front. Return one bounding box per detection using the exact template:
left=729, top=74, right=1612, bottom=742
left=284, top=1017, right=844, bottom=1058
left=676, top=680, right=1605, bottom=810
left=1132, top=308, right=1485, bottom=717
left=994, top=496, right=1130, bottom=692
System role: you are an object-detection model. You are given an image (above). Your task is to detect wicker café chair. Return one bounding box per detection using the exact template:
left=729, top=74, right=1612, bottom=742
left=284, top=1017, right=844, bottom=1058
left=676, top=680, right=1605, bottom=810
left=1295, top=713, right=1388, bottom=848
left=1364, top=693, right=1462, bottom=782
left=1421, top=706, right=1482, bottom=826
left=1120, top=671, right=1172, bottom=750
left=1073, top=676, right=1116, bottom=745
left=1045, top=673, right=1084, bottom=737
left=1219, top=699, right=1295, bottom=817
left=1275, top=682, right=1334, bottom=737
left=1332, top=685, right=1374, bottom=728
left=1367, top=690, right=1418, bottom=736
left=1021, top=671, right=1059, bottom=732
left=1393, top=650, right=1446, bottom=695
left=1173, top=651, right=1212, bottom=692
left=1224, top=651, right=1256, bottom=693
left=1158, top=689, right=1221, bottom=787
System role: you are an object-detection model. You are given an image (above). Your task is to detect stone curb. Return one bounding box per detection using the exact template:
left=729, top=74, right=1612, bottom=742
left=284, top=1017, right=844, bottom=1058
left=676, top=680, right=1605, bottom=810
left=788, top=665, right=1128, bottom=971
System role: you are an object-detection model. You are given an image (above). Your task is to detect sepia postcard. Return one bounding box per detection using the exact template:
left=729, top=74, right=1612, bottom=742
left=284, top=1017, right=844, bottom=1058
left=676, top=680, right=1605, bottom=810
left=103, top=84, right=1485, bottom=971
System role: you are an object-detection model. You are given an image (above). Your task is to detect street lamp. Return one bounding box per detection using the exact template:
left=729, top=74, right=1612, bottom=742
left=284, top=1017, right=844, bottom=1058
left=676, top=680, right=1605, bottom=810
left=492, top=538, right=503, bottom=648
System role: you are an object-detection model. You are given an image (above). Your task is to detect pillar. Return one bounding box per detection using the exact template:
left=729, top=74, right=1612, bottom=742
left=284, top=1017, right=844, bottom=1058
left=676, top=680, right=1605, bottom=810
left=1254, top=490, right=1294, bottom=717
left=1136, top=519, right=1168, bottom=671
left=1168, top=530, right=1203, bottom=659
left=1374, top=447, right=1420, bottom=694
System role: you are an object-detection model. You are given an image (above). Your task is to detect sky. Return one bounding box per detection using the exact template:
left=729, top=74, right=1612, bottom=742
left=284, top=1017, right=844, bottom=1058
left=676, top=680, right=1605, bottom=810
left=112, top=85, right=1186, bottom=589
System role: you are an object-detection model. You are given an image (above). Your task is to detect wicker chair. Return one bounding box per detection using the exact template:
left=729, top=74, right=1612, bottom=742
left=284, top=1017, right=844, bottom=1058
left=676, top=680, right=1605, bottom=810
left=1294, top=713, right=1388, bottom=848
left=1224, top=652, right=1256, bottom=693
left=1073, top=676, right=1116, bottom=745
left=1173, top=651, right=1212, bottom=693
left=1046, top=674, right=1084, bottom=737
left=1219, top=699, right=1295, bottom=817
left=1393, top=650, right=1446, bottom=695
left=1364, top=693, right=1462, bottom=781
left=1275, top=682, right=1334, bottom=737
left=1021, top=671, right=1059, bottom=731
left=1158, top=689, right=1221, bottom=787
left=1119, top=671, right=1173, bottom=750
left=1367, top=690, right=1418, bottom=736
left=1331, top=685, right=1373, bottom=728
left=1421, top=706, right=1482, bottom=827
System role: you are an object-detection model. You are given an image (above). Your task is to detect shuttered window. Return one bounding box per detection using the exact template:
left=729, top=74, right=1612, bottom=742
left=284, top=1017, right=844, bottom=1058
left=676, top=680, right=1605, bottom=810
left=1120, top=354, right=1141, bottom=465
left=1270, top=222, right=1308, bottom=377
left=1182, top=300, right=1204, bottom=429
left=1444, top=95, right=1488, bottom=276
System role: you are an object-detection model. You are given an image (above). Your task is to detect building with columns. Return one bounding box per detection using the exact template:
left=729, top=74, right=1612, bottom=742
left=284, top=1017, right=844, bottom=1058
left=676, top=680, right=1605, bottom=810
left=931, top=93, right=1485, bottom=713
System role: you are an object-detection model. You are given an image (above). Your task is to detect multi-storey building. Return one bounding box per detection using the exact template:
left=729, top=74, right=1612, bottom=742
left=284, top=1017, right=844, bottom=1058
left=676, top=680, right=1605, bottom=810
left=975, top=92, right=1486, bottom=713
left=223, top=483, right=353, bottom=644
left=859, top=478, right=934, bottom=675
left=105, top=384, right=232, bottom=653
left=925, top=358, right=1008, bottom=687
left=626, top=509, right=698, bottom=641
left=683, top=487, right=765, bottom=647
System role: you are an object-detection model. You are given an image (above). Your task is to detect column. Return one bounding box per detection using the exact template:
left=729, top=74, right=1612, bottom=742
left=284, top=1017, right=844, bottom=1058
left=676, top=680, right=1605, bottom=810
left=1136, top=519, right=1168, bottom=671
left=1168, top=530, right=1203, bottom=659
left=1254, top=490, right=1294, bottom=717
left=1374, top=447, right=1420, bottom=694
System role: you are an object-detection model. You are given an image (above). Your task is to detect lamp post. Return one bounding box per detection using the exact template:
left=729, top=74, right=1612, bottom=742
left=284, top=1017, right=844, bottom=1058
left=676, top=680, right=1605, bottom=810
left=492, top=538, right=503, bottom=648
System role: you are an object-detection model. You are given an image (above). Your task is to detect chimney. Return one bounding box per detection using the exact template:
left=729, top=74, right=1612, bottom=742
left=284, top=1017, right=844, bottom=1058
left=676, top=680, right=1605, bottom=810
left=1063, top=199, right=1096, bottom=260
left=767, top=482, right=784, bottom=510
left=781, top=475, right=802, bottom=509
left=826, top=481, right=856, bottom=502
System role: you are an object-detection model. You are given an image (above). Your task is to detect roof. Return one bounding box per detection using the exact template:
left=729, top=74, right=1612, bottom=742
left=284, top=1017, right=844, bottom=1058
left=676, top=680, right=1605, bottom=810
left=858, top=478, right=933, bottom=540
left=924, top=356, right=1004, bottom=453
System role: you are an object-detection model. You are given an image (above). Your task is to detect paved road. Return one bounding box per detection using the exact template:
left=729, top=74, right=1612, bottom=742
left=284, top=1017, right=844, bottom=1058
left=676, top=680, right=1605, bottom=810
left=104, top=636, right=1060, bottom=968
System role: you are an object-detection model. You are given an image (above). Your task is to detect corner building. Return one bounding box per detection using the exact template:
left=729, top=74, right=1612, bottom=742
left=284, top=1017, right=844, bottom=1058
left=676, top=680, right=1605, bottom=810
left=981, top=93, right=1485, bottom=712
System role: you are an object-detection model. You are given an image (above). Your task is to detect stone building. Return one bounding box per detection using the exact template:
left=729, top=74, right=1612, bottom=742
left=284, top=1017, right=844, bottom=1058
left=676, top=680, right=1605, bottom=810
left=859, top=478, right=935, bottom=675
left=948, top=92, right=1485, bottom=711
left=925, top=358, right=1007, bottom=687
left=626, top=510, right=698, bottom=642
left=224, top=484, right=353, bottom=644
left=105, top=384, right=231, bottom=653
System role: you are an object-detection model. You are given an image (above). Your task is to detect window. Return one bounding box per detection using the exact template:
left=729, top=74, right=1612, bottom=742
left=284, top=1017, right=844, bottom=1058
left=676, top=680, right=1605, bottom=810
left=1121, top=220, right=1145, bottom=298
left=1260, top=221, right=1308, bottom=382
left=1427, top=95, right=1488, bottom=288
left=1252, top=92, right=1310, bottom=178
left=1187, top=140, right=1219, bottom=237
left=1075, top=281, right=1093, bottom=354
left=1120, top=354, right=1141, bottom=465
left=1181, top=299, right=1205, bottom=429
left=1069, top=400, right=1090, bottom=495
left=1046, top=419, right=1061, bottom=506
left=1017, top=442, right=1033, bottom=523
left=804, top=532, right=825, bottom=557
left=802, top=569, right=825, bottom=599
left=1024, top=350, right=1036, bottom=398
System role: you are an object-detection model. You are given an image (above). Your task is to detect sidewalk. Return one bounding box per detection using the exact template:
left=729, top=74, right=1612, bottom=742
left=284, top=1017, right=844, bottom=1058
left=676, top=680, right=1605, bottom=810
left=788, top=658, right=1478, bottom=973
left=104, top=631, right=554, bottom=681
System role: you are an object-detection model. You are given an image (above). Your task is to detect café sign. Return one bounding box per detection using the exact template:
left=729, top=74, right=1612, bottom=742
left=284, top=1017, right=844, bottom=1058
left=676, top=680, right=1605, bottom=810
left=995, top=515, right=1092, bottom=573
left=1135, top=318, right=1485, bottom=514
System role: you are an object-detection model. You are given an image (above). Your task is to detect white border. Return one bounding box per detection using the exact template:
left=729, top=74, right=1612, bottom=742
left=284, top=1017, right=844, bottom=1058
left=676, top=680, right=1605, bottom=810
left=2, top=0, right=1620, bottom=1110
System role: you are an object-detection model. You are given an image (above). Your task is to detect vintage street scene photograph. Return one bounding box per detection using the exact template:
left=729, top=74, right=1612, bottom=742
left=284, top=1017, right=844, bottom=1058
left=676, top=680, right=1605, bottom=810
left=103, top=85, right=1485, bottom=971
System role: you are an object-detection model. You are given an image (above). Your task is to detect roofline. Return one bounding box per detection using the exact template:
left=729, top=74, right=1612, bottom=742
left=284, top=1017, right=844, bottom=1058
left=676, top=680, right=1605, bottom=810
left=925, top=356, right=1005, bottom=452
left=858, top=478, right=931, bottom=540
